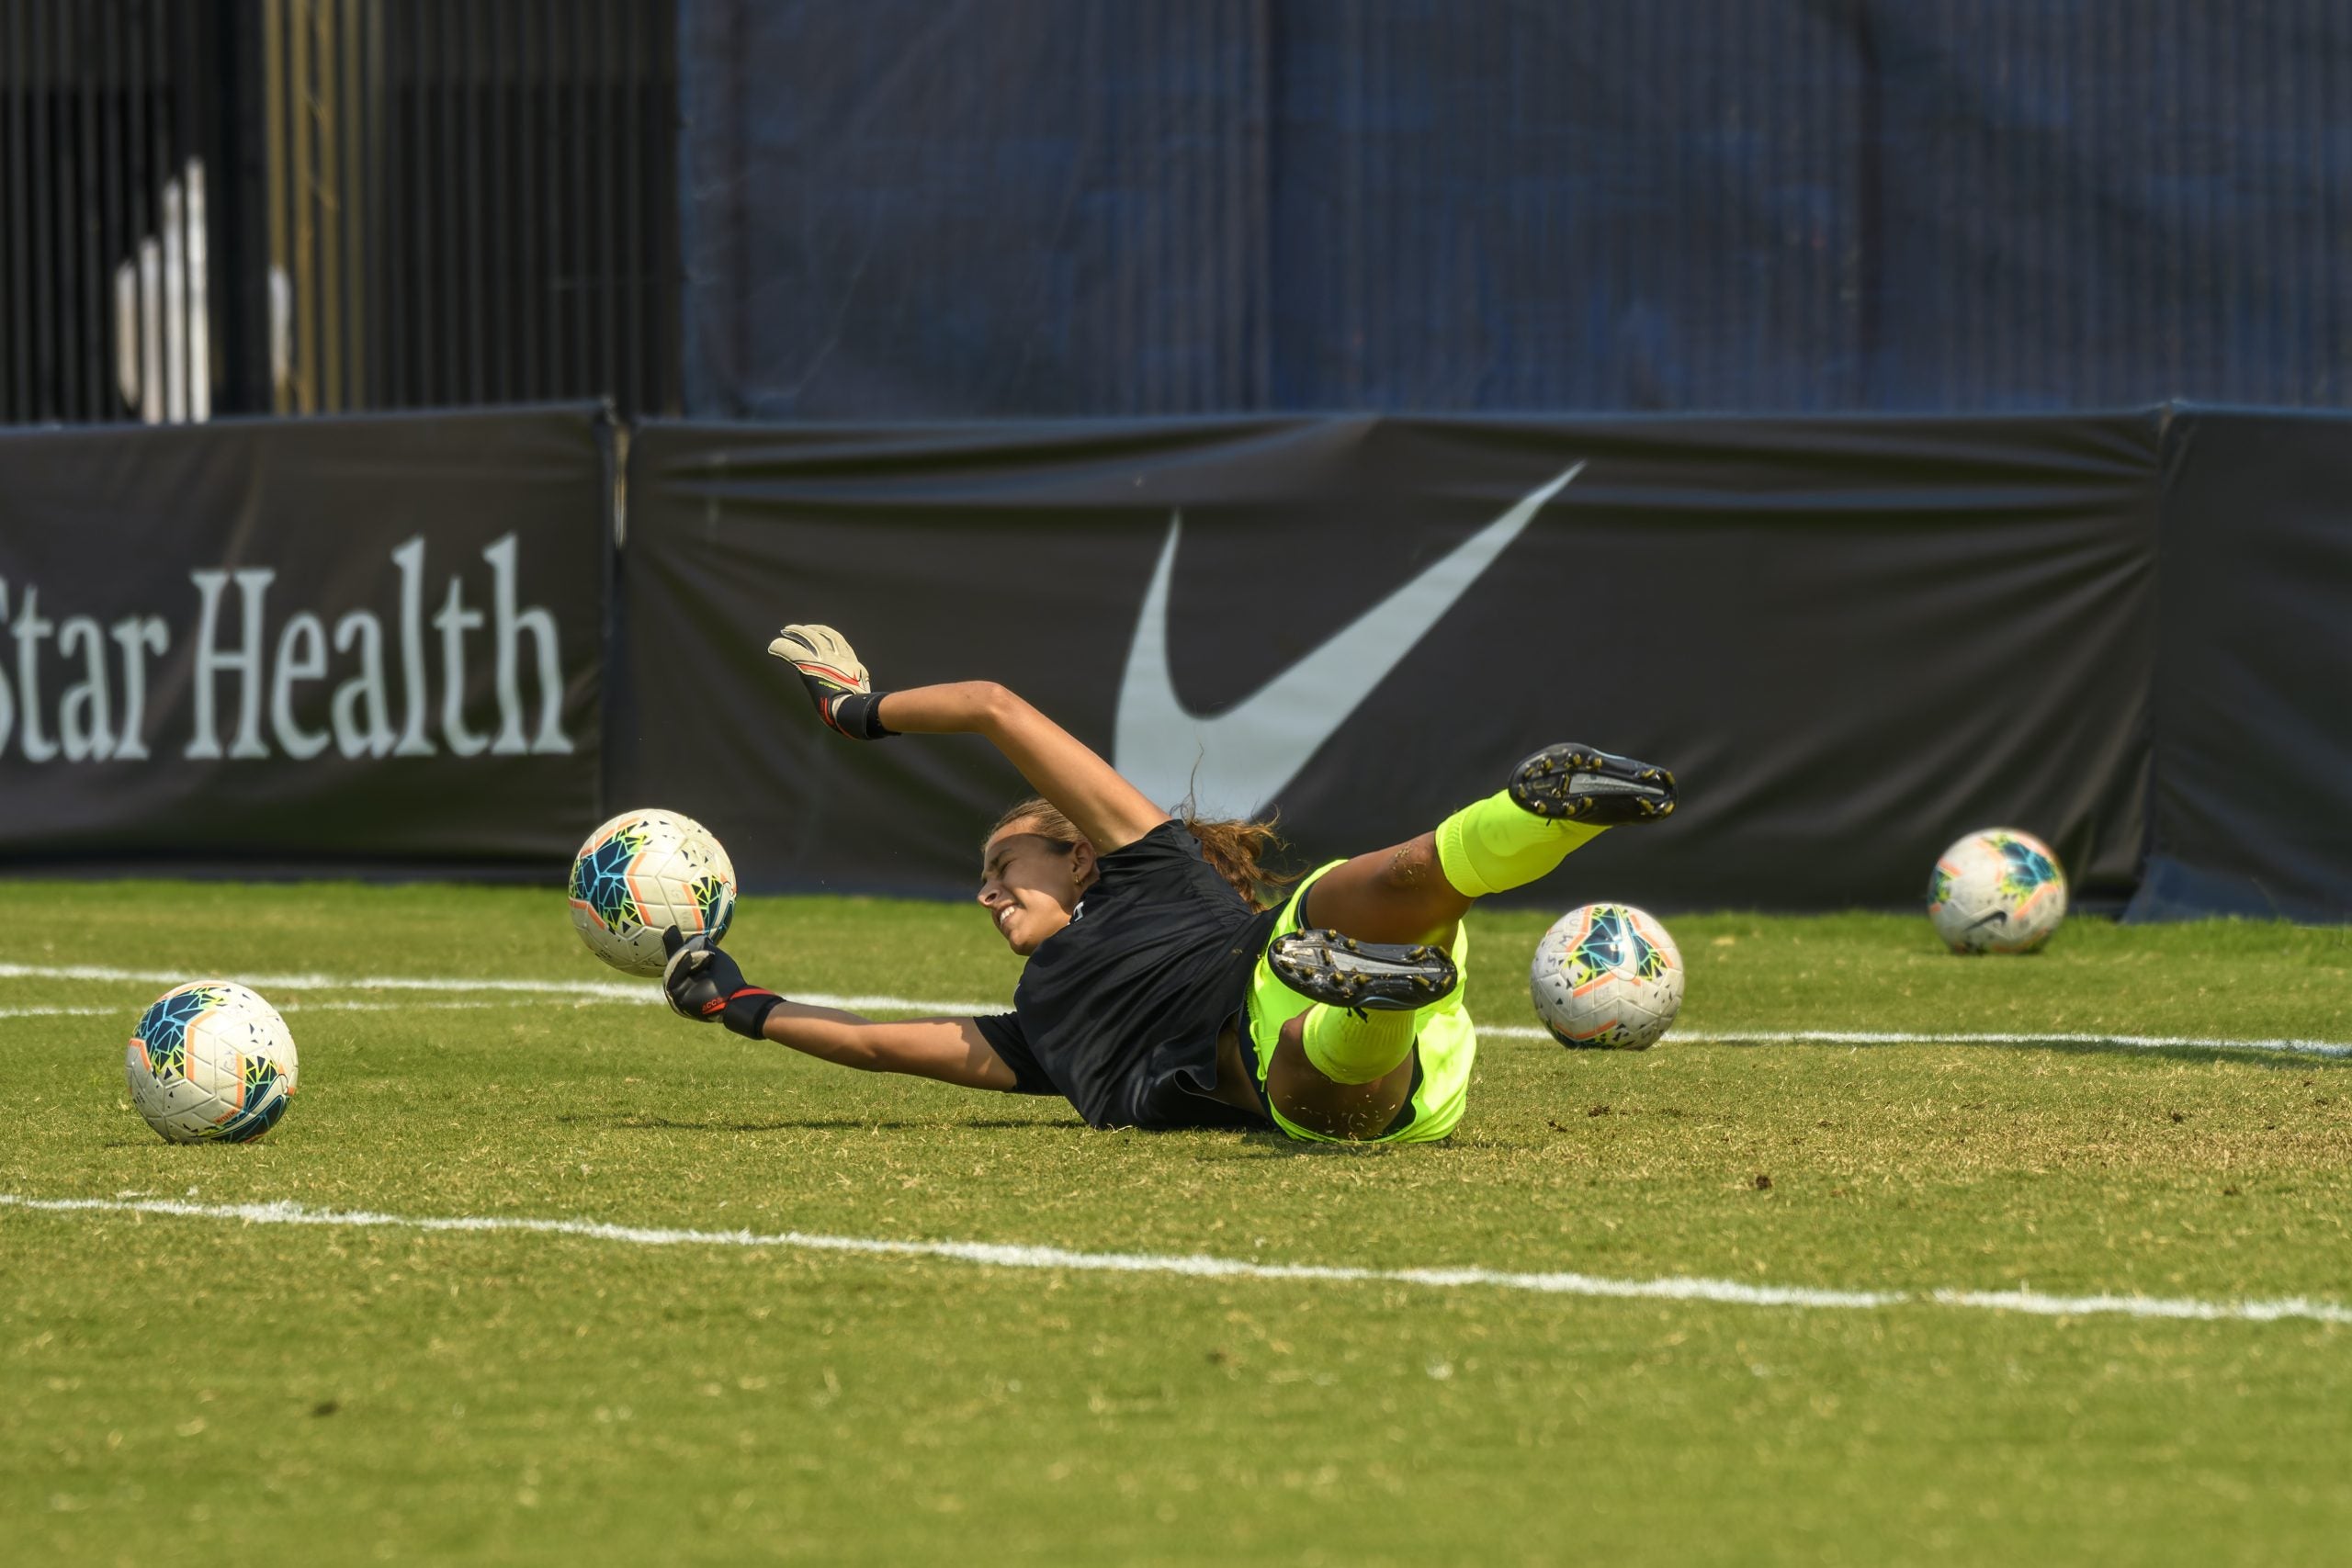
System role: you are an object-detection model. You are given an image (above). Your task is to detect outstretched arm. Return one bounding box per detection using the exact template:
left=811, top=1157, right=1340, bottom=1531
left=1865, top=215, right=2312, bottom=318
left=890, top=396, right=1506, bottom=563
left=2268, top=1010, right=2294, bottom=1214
left=769, top=625, right=1166, bottom=854
left=662, top=932, right=1022, bottom=1090
left=760, top=1004, right=1020, bottom=1091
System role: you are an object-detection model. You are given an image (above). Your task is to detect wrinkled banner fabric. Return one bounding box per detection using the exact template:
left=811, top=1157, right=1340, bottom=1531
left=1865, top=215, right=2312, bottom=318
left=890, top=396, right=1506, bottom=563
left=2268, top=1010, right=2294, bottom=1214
left=2132, top=409, right=2352, bottom=922
left=618, top=414, right=2159, bottom=909
left=0, top=406, right=610, bottom=873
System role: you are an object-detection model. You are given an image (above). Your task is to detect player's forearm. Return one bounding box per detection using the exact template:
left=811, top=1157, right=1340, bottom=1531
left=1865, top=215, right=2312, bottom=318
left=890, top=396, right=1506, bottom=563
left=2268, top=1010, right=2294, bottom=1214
left=881, top=682, right=1089, bottom=802
left=761, top=1003, right=888, bottom=1070
left=759, top=1009, right=1013, bottom=1089
left=875, top=680, right=1104, bottom=805
left=882, top=681, right=1167, bottom=852
left=872, top=680, right=1019, bottom=737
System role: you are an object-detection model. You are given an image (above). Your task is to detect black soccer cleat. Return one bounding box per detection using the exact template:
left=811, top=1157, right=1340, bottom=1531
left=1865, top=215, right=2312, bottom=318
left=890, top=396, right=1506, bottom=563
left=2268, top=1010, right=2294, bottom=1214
left=1508, top=743, right=1677, bottom=825
left=1266, top=928, right=1459, bottom=1012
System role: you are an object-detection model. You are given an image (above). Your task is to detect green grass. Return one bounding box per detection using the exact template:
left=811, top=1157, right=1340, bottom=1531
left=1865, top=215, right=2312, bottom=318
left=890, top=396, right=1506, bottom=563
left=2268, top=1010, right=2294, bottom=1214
left=5, top=882, right=2350, bottom=1565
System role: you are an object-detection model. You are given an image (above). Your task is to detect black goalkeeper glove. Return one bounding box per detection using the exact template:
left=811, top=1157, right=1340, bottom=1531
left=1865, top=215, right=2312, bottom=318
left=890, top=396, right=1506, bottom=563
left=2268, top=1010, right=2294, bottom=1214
left=662, top=928, right=785, bottom=1039
left=767, top=623, right=895, bottom=739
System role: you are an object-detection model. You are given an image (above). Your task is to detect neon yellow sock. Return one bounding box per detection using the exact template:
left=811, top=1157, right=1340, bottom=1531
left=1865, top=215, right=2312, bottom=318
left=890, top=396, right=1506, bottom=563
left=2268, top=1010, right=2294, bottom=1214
left=1301, top=1003, right=1419, bottom=1085
left=1433, top=789, right=1605, bottom=898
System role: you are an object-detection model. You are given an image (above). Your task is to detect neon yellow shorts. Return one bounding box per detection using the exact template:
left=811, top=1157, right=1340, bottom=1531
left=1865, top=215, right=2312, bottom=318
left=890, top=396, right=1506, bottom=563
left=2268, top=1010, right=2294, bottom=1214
left=1244, top=863, right=1477, bottom=1145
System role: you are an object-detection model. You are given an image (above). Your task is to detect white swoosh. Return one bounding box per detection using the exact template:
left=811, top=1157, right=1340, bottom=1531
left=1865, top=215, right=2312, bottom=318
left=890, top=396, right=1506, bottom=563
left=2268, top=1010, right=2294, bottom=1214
left=1113, top=462, right=1585, bottom=817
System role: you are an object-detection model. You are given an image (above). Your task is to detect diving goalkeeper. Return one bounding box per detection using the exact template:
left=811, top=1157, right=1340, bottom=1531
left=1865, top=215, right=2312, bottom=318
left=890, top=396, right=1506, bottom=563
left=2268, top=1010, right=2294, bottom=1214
left=661, top=626, right=1677, bottom=1144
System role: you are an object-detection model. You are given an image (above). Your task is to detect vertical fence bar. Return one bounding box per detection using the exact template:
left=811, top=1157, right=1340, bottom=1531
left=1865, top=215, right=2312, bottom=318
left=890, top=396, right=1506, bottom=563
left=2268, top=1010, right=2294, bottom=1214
left=485, top=0, right=508, bottom=402
left=187, top=156, right=209, bottom=422
left=161, top=165, right=183, bottom=420
left=313, top=0, right=339, bottom=410
left=30, top=0, right=55, bottom=420
left=655, top=1, right=679, bottom=413
left=461, top=0, right=482, bottom=401
left=543, top=0, right=563, bottom=398
left=596, top=0, right=616, bottom=405
left=2, top=1, right=19, bottom=422
left=262, top=0, right=285, bottom=410
left=569, top=1, right=588, bottom=397
left=290, top=0, right=314, bottom=411
left=132, top=0, right=159, bottom=423
left=412, top=0, right=435, bottom=403
left=375, top=0, right=397, bottom=405
left=621, top=0, right=642, bottom=413
left=514, top=0, right=537, bottom=400
left=101, top=0, right=126, bottom=416
left=124, top=0, right=144, bottom=419
left=76, top=2, right=104, bottom=421
left=148, top=0, right=171, bottom=412
left=438, top=0, right=461, bottom=400
left=342, top=0, right=356, bottom=411
left=362, top=0, right=382, bottom=408
left=55, top=1, right=81, bottom=421
left=339, top=0, right=361, bottom=411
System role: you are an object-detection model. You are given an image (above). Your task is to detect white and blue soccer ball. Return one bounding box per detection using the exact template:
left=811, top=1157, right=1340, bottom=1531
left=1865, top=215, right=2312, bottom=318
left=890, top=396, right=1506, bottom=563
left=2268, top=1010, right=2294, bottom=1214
left=568, top=807, right=738, bottom=976
left=1530, top=903, right=1686, bottom=1051
left=1928, top=828, right=2067, bottom=953
left=125, top=981, right=300, bottom=1144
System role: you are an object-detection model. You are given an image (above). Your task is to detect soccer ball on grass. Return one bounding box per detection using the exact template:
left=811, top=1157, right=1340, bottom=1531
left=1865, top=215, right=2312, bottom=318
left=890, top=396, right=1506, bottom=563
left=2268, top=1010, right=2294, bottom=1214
left=125, top=981, right=300, bottom=1143
left=1530, top=903, right=1686, bottom=1050
left=568, top=807, right=738, bottom=976
left=1927, top=828, right=2066, bottom=953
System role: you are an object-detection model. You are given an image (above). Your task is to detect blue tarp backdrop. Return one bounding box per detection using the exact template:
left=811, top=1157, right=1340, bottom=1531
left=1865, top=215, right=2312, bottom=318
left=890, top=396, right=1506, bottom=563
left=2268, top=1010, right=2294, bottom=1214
left=678, top=1, right=2352, bottom=421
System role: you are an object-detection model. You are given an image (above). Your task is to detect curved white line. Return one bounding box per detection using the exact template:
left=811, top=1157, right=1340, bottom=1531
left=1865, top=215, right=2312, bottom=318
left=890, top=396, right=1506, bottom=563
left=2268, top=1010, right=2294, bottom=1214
left=5, top=1193, right=2344, bottom=1326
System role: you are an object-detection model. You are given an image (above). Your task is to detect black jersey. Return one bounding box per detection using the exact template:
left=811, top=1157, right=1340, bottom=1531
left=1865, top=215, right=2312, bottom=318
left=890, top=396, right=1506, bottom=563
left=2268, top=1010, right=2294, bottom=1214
left=974, top=820, right=1277, bottom=1131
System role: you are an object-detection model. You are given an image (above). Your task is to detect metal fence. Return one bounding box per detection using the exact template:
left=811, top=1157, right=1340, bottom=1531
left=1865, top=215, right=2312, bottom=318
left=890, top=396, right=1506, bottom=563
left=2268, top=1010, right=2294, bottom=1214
left=0, top=0, right=223, bottom=425
left=0, top=0, right=677, bottom=427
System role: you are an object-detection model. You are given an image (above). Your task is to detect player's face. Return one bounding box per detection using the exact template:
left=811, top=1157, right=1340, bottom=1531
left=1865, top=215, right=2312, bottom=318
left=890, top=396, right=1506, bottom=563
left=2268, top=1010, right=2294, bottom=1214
left=978, top=826, right=1091, bottom=956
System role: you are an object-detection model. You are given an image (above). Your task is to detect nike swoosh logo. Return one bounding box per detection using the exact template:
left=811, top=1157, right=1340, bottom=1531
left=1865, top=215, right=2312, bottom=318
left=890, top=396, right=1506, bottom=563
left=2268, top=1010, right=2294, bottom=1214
left=1113, top=462, right=1586, bottom=817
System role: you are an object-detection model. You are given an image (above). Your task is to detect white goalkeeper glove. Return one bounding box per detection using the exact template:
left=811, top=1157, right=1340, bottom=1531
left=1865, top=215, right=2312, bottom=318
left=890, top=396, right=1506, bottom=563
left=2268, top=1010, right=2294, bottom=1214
left=768, top=623, right=895, bottom=739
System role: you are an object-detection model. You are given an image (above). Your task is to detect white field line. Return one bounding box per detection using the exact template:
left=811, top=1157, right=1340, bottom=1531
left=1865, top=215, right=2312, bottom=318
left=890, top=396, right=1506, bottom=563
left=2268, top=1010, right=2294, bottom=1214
left=1485, top=1023, right=2352, bottom=1058
left=4, top=1192, right=2346, bottom=1327
left=0, top=962, right=995, bottom=1017
left=5, top=961, right=2346, bottom=1057
left=0, top=998, right=648, bottom=1022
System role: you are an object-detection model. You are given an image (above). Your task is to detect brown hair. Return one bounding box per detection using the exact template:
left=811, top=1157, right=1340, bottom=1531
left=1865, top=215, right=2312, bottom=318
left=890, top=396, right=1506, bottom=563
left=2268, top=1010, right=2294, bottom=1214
left=986, top=797, right=1299, bottom=911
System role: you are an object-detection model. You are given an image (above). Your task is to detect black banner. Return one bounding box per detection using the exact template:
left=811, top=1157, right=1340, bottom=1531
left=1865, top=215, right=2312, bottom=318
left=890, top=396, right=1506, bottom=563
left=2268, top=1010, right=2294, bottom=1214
left=0, top=406, right=609, bottom=873
left=2132, top=410, right=2352, bottom=922
left=617, top=414, right=2159, bottom=911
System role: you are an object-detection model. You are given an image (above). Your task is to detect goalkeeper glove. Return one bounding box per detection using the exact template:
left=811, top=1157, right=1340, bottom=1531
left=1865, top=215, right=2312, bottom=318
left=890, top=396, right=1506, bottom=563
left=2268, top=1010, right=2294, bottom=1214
left=661, top=928, right=785, bottom=1039
left=768, top=623, right=895, bottom=739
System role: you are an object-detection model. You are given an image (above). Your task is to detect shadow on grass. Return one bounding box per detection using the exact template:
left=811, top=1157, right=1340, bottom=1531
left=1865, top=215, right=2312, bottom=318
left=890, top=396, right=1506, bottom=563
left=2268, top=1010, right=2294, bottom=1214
left=582, top=1113, right=1423, bottom=1151
left=582, top=1113, right=1085, bottom=1134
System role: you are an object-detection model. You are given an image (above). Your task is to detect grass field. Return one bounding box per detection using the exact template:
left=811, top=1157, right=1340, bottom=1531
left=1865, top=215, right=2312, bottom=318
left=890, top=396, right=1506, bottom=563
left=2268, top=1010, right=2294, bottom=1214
left=5, top=881, right=2350, bottom=1566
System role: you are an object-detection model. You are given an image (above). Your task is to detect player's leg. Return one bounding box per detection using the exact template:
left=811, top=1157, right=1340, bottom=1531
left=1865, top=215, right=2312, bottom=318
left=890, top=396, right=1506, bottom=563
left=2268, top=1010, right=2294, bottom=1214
left=1258, top=981, right=1477, bottom=1144
left=1262, top=1006, right=1419, bottom=1139
left=1251, top=920, right=1473, bottom=1141
left=1297, top=743, right=1677, bottom=945
left=1255, top=744, right=1675, bottom=1137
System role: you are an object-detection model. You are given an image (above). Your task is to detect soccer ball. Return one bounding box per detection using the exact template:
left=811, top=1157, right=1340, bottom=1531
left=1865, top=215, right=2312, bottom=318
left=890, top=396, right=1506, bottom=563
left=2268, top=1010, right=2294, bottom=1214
left=125, top=982, right=299, bottom=1144
left=1928, top=828, right=2067, bottom=953
left=1530, top=904, right=1686, bottom=1050
left=568, top=807, right=738, bottom=976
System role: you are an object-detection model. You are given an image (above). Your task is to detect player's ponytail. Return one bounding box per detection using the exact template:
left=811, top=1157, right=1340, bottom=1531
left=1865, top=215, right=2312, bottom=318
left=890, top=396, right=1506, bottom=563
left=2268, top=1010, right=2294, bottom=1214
left=1178, top=811, right=1299, bottom=911
left=988, top=797, right=1298, bottom=911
